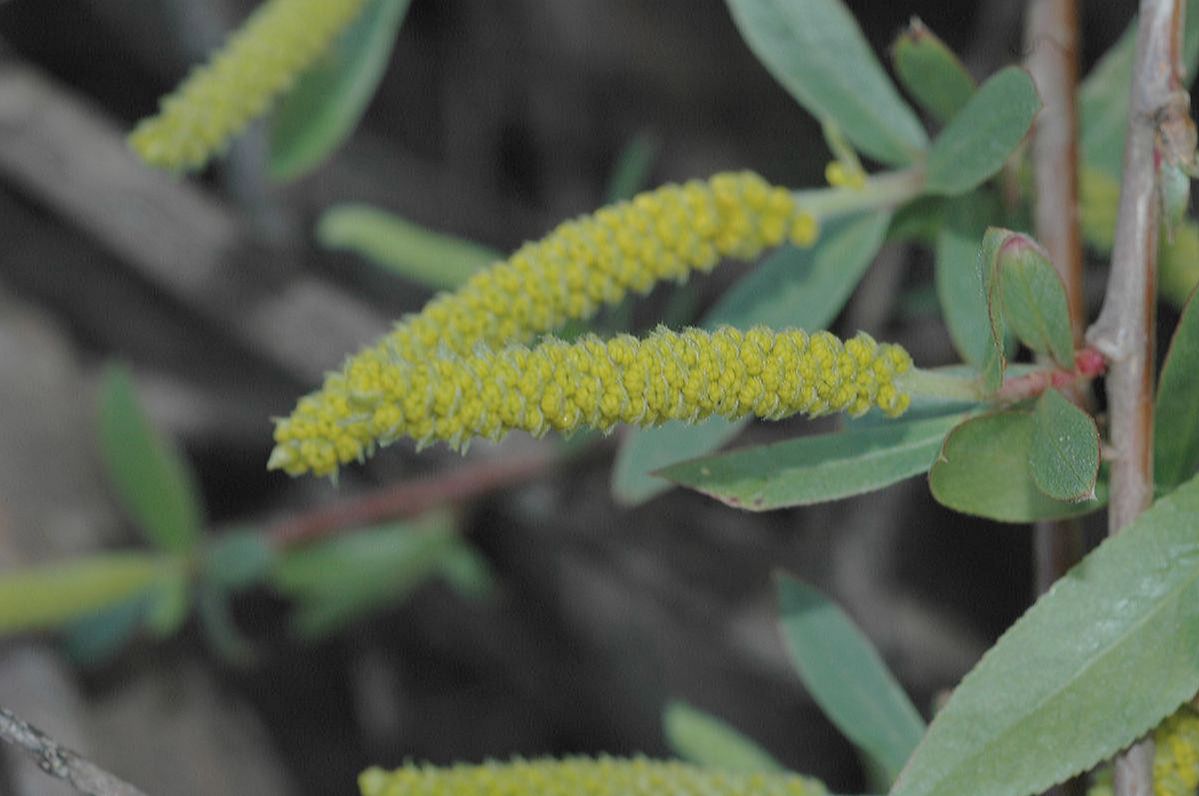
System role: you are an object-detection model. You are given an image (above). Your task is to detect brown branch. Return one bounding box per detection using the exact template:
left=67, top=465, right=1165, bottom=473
left=0, top=707, right=149, bottom=796
left=1026, top=0, right=1085, bottom=346
left=1085, top=1, right=1192, bottom=793
left=1025, top=0, right=1087, bottom=681
left=267, top=447, right=559, bottom=548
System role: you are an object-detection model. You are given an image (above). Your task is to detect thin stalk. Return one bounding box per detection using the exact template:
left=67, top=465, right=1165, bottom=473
left=792, top=168, right=924, bottom=220
left=1025, top=5, right=1089, bottom=787
left=1085, top=1, right=1192, bottom=793
left=1025, top=0, right=1087, bottom=697
left=267, top=447, right=558, bottom=549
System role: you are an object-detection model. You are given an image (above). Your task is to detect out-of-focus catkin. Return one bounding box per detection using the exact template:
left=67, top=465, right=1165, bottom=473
left=129, top=0, right=368, bottom=171
left=358, top=756, right=827, bottom=796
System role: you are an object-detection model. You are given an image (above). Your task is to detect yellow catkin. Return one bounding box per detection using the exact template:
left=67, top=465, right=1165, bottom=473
left=129, top=0, right=368, bottom=171
left=1153, top=706, right=1199, bottom=796
left=358, top=756, right=827, bottom=796
left=271, top=171, right=821, bottom=477
left=269, top=325, right=912, bottom=476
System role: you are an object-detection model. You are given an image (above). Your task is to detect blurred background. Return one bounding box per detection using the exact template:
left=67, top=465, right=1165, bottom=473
left=0, top=1, right=1134, bottom=794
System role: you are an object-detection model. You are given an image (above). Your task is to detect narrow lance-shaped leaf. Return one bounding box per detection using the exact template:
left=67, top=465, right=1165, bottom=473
left=977, top=228, right=1010, bottom=394
left=98, top=365, right=204, bottom=553
left=606, top=133, right=660, bottom=203
left=317, top=204, right=500, bottom=291
left=725, top=0, right=927, bottom=166
left=935, top=190, right=1000, bottom=370
left=0, top=553, right=171, bottom=635
left=1156, top=286, right=1199, bottom=492
left=612, top=211, right=892, bottom=505
left=270, top=0, right=413, bottom=181
left=890, top=19, right=976, bottom=124
left=1030, top=389, right=1100, bottom=502
left=935, top=191, right=1002, bottom=371
left=891, top=472, right=1199, bottom=796
left=924, top=67, right=1041, bottom=196
left=660, top=413, right=969, bottom=511
left=662, top=701, right=785, bottom=773
left=995, top=233, right=1075, bottom=367
left=929, top=410, right=1103, bottom=523
left=777, top=575, right=926, bottom=786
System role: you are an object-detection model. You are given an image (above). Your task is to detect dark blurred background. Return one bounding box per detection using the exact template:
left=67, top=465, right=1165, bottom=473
left=0, top=2, right=1130, bottom=794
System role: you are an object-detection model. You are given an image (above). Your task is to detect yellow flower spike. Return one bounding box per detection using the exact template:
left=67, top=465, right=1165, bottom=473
left=358, top=756, right=827, bottom=796
left=129, top=0, right=369, bottom=172
left=272, top=172, right=823, bottom=476
left=269, top=326, right=912, bottom=475
left=1152, top=706, right=1199, bottom=796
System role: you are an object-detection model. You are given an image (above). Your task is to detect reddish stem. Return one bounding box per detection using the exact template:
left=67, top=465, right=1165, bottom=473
left=267, top=448, right=558, bottom=549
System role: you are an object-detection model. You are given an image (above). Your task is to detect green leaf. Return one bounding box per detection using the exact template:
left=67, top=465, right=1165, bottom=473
left=272, top=512, right=465, bottom=639
left=662, top=701, right=785, bottom=773
left=612, top=418, right=745, bottom=506
left=924, top=67, right=1041, bottom=196
left=202, top=529, right=277, bottom=591
left=612, top=211, right=893, bottom=505
left=935, top=191, right=1000, bottom=370
left=1030, top=389, right=1100, bottom=502
left=144, top=568, right=191, bottom=638
left=976, top=228, right=1011, bottom=394
left=197, top=584, right=256, bottom=666
left=606, top=132, right=659, bottom=203
left=0, top=553, right=170, bottom=635
left=706, top=211, right=893, bottom=330
left=1079, top=3, right=1199, bottom=180
left=929, top=410, right=1103, bottom=522
left=777, top=575, right=925, bottom=785
left=97, top=365, right=204, bottom=553
left=1162, top=221, right=1199, bottom=308
left=317, top=204, right=499, bottom=291
left=1156, top=287, right=1199, bottom=492
left=995, top=234, right=1075, bottom=366
left=63, top=561, right=189, bottom=663
left=660, top=413, right=969, bottom=511
left=890, top=472, right=1199, bottom=796
left=890, top=18, right=976, bottom=125
left=725, top=0, right=927, bottom=166
left=62, top=590, right=156, bottom=665
left=269, top=0, right=412, bottom=181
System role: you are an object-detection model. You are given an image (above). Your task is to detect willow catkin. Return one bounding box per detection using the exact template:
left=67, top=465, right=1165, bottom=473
left=271, top=171, right=824, bottom=477
left=358, top=756, right=827, bottom=796
left=269, top=326, right=912, bottom=477
left=129, top=0, right=368, bottom=171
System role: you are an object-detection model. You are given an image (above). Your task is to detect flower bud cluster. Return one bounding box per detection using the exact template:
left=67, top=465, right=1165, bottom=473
left=270, top=326, right=912, bottom=476
left=130, top=0, right=368, bottom=171
left=358, top=756, right=826, bottom=796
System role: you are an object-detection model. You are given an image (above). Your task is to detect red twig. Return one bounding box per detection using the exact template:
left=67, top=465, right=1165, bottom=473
left=994, top=347, right=1105, bottom=404
left=1085, top=1, right=1191, bottom=793
left=267, top=448, right=558, bottom=549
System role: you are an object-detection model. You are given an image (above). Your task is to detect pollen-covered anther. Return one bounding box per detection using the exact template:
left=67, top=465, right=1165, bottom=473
left=358, top=756, right=827, bottom=796
left=269, top=326, right=913, bottom=474
left=129, top=0, right=370, bottom=171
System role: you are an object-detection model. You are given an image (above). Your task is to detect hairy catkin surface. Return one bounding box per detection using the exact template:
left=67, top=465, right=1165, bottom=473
left=272, top=172, right=826, bottom=477
left=270, top=326, right=912, bottom=476
left=129, top=0, right=368, bottom=171
left=359, top=756, right=826, bottom=796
